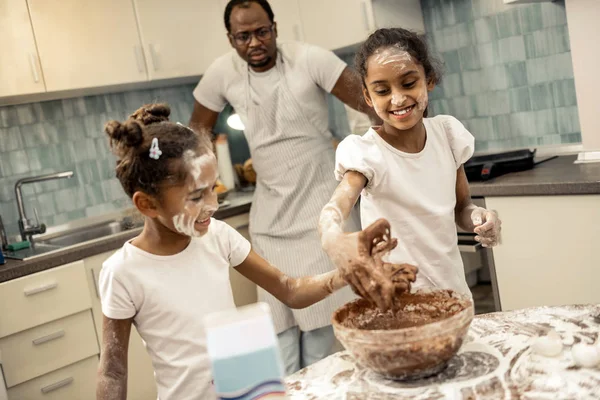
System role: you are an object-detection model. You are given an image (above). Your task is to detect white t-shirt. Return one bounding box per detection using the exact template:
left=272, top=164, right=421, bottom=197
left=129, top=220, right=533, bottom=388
left=193, top=41, right=346, bottom=128
left=99, top=219, right=252, bottom=400
left=335, top=115, right=475, bottom=296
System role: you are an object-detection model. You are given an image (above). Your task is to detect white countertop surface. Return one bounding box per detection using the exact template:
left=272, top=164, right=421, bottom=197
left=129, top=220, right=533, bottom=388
left=286, top=304, right=600, bottom=399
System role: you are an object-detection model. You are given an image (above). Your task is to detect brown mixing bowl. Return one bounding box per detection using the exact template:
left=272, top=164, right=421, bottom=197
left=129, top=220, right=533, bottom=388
left=332, top=289, right=474, bottom=380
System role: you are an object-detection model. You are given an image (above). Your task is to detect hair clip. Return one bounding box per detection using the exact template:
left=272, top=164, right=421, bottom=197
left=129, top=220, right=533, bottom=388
left=149, top=138, right=162, bottom=160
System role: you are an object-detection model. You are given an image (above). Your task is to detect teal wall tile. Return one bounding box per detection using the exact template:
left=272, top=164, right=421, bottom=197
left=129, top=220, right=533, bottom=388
left=492, top=115, right=513, bottom=140
left=540, top=1, right=567, bottom=28
left=560, top=133, right=581, bottom=144
left=529, top=83, right=555, bottom=110
left=441, top=73, right=464, bottom=97
left=495, top=9, right=522, bottom=39
left=474, top=17, right=498, bottom=44
left=0, top=126, right=23, bottom=152
left=551, top=79, right=578, bottom=107
left=429, top=99, right=449, bottom=115
left=15, top=104, right=36, bottom=125
left=478, top=42, right=498, bottom=68
left=526, top=52, right=574, bottom=85
left=441, top=50, right=461, bottom=74
left=465, top=117, right=494, bottom=139
left=7, top=151, right=30, bottom=174
left=505, top=62, right=528, bottom=87
left=497, top=36, right=526, bottom=64
left=485, top=65, right=510, bottom=91
left=84, top=96, right=107, bottom=115
left=26, top=149, right=42, bottom=172
left=472, top=94, right=490, bottom=117
left=449, top=96, right=475, bottom=119
left=429, top=85, right=445, bottom=101
left=524, top=25, right=570, bottom=58
left=33, top=101, right=65, bottom=122
left=61, top=98, right=87, bottom=118
left=519, top=4, right=543, bottom=34
left=65, top=118, right=86, bottom=141
left=458, top=46, right=480, bottom=70
left=509, top=87, right=532, bottom=113
left=0, top=107, right=19, bottom=128
left=462, top=70, right=484, bottom=95
left=537, top=135, right=562, bottom=145
left=486, top=91, right=510, bottom=116
left=555, top=106, right=580, bottom=134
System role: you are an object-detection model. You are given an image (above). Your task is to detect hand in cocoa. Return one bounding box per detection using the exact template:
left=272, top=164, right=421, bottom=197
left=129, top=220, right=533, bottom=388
left=324, top=218, right=418, bottom=311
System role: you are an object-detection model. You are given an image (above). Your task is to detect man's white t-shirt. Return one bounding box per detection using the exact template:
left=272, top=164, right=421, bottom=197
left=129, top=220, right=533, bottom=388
left=99, top=219, right=252, bottom=400
left=193, top=41, right=346, bottom=128
left=335, top=115, right=475, bottom=296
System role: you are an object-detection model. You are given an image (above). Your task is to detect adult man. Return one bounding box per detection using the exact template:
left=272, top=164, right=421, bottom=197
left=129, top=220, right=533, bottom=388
left=189, top=0, right=372, bottom=374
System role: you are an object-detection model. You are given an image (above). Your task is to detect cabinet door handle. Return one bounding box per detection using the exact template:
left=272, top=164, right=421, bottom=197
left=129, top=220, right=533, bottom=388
left=40, top=377, right=74, bottom=394
left=29, top=53, right=40, bottom=83
left=361, top=1, right=372, bottom=31
left=91, top=268, right=100, bottom=299
left=148, top=44, right=158, bottom=71
left=134, top=45, right=145, bottom=73
left=33, top=329, right=65, bottom=346
left=24, top=282, right=57, bottom=297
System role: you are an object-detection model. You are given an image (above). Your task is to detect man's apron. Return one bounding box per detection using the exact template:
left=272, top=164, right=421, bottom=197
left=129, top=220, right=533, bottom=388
left=242, top=53, right=357, bottom=334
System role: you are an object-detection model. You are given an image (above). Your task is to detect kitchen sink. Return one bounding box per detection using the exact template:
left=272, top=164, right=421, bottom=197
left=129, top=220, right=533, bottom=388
left=4, top=243, right=64, bottom=261
left=37, top=220, right=141, bottom=248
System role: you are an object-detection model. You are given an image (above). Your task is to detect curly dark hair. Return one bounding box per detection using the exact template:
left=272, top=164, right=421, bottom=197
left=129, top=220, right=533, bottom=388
left=354, top=28, right=443, bottom=88
left=104, top=103, right=211, bottom=199
left=224, top=0, right=275, bottom=32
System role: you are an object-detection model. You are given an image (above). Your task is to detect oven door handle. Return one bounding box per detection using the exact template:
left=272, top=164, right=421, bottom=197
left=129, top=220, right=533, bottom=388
left=458, top=241, right=483, bottom=253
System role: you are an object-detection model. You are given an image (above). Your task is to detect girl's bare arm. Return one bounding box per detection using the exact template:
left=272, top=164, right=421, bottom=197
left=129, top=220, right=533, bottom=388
left=235, top=250, right=347, bottom=309
left=97, top=316, right=132, bottom=400
left=319, top=171, right=417, bottom=311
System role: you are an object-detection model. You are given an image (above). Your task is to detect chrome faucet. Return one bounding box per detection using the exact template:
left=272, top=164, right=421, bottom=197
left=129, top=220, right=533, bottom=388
left=15, top=171, right=74, bottom=241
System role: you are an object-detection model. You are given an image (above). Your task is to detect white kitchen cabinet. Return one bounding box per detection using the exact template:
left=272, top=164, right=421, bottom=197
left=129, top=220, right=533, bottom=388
left=84, top=251, right=157, bottom=400
left=7, top=356, right=98, bottom=400
left=294, top=0, right=424, bottom=51
left=27, top=0, right=148, bottom=92
left=296, top=0, right=375, bottom=50
left=485, top=195, right=600, bottom=311
left=0, top=0, right=46, bottom=98
left=269, top=0, right=305, bottom=42
left=133, top=0, right=230, bottom=80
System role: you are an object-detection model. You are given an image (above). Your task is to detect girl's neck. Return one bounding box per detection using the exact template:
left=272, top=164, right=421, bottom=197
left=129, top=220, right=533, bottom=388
left=377, top=119, right=427, bottom=154
left=132, top=218, right=191, bottom=256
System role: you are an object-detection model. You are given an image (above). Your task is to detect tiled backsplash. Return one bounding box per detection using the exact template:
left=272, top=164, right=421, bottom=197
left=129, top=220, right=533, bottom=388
left=0, top=84, right=215, bottom=238
left=422, top=0, right=581, bottom=152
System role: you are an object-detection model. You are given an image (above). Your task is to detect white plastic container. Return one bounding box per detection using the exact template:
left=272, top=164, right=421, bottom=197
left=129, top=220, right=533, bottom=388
left=204, top=302, right=288, bottom=399
left=215, top=134, right=236, bottom=191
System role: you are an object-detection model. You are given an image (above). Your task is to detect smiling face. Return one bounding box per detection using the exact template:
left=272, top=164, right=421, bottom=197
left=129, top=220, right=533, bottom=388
left=155, top=149, right=219, bottom=238
left=363, top=46, right=435, bottom=131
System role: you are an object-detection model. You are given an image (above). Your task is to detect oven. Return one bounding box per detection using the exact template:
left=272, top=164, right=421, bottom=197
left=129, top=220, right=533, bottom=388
left=458, top=197, right=501, bottom=312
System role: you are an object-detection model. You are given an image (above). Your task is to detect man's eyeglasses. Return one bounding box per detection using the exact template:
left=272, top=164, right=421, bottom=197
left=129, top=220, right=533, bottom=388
left=230, top=25, right=273, bottom=46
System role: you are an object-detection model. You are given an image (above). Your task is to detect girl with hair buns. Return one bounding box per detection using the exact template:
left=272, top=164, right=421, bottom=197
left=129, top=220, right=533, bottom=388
left=95, top=103, right=413, bottom=400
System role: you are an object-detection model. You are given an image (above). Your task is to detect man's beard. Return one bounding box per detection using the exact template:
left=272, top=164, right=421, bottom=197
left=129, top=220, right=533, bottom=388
left=248, top=55, right=273, bottom=69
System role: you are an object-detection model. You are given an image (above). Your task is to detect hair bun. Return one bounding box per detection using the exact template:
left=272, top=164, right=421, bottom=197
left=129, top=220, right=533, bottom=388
left=130, top=103, right=171, bottom=125
left=105, top=120, right=144, bottom=149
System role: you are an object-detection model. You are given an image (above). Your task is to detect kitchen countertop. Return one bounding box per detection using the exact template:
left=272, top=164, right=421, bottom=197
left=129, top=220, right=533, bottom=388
left=469, top=155, right=600, bottom=197
left=287, top=304, right=600, bottom=399
left=0, top=190, right=253, bottom=283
